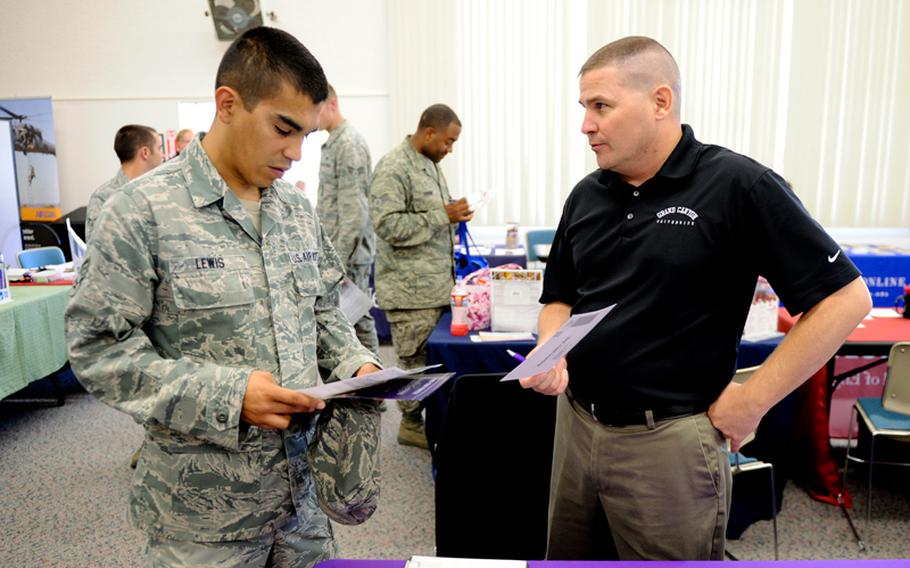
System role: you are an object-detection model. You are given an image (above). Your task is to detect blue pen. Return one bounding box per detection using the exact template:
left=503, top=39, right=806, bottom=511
left=506, top=349, right=526, bottom=362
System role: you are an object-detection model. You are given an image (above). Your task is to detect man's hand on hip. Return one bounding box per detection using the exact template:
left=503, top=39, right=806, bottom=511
left=241, top=370, right=325, bottom=430
left=707, top=381, right=765, bottom=452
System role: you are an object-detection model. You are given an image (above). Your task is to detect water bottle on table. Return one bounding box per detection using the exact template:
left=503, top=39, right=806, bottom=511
left=897, top=284, right=910, bottom=319
left=0, top=253, right=10, bottom=303
left=450, top=279, right=469, bottom=336
left=505, top=222, right=519, bottom=249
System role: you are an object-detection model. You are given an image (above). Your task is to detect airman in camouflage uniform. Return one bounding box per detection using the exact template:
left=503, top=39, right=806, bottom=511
left=370, top=104, right=473, bottom=449
left=85, top=124, right=163, bottom=241
left=316, top=84, right=378, bottom=357
left=65, top=27, right=380, bottom=568
left=85, top=168, right=127, bottom=239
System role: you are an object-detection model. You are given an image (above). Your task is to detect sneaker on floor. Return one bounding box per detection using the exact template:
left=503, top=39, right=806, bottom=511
left=397, top=421, right=429, bottom=450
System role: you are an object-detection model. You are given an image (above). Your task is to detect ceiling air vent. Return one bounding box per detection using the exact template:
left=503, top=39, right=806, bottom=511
left=207, top=0, right=263, bottom=41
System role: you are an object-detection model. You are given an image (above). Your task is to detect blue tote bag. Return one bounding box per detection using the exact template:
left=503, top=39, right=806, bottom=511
left=454, top=221, right=488, bottom=280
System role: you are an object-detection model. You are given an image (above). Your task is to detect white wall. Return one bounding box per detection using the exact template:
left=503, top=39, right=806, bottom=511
left=4, top=1, right=908, bottom=229
left=0, top=0, right=390, bottom=215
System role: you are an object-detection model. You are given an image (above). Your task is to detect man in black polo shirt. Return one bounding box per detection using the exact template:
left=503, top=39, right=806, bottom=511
left=518, top=36, right=872, bottom=561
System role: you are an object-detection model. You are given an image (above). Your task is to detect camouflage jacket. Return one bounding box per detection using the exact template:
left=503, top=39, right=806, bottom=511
left=65, top=137, right=379, bottom=542
left=316, top=121, right=374, bottom=268
left=370, top=137, right=455, bottom=310
left=85, top=168, right=129, bottom=242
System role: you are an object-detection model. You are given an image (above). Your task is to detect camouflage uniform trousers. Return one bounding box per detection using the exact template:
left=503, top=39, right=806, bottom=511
left=385, top=306, right=445, bottom=420
left=145, top=515, right=334, bottom=568
left=346, top=264, right=380, bottom=358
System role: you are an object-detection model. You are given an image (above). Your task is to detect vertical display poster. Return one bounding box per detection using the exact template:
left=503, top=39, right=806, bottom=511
left=0, top=97, right=61, bottom=220
left=0, top=119, right=23, bottom=265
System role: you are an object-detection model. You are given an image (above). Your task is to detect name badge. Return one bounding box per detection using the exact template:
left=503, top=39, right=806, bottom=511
left=171, top=255, right=246, bottom=273
left=290, top=250, right=320, bottom=264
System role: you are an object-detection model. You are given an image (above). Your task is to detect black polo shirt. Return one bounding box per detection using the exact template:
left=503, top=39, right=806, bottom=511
left=541, top=124, right=860, bottom=411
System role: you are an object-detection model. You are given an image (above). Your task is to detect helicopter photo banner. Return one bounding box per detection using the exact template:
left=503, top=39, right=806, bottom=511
left=0, top=119, right=23, bottom=265
left=0, top=97, right=60, bottom=220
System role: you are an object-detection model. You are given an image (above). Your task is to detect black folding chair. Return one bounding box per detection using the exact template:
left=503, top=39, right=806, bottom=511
left=434, top=373, right=557, bottom=560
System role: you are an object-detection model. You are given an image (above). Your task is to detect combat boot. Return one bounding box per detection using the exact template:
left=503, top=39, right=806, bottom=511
left=397, top=415, right=429, bottom=449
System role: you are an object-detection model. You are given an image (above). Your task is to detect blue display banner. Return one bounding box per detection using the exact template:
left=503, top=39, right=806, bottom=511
left=844, top=244, right=910, bottom=308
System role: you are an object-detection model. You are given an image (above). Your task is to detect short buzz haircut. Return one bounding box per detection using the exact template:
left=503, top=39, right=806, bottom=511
left=326, top=83, right=337, bottom=101
left=113, top=125, right=158, bottom=164
left=579, top=36, right=681, bottom=101
left=176, top=128, right=193, bottom=141
left=215, top=26, right=328, bottom=111
left=417, top=104, right=461, bottom=132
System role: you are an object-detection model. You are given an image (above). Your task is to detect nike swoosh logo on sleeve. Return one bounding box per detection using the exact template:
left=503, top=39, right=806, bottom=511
left=827, top=250, right=842, bottom=263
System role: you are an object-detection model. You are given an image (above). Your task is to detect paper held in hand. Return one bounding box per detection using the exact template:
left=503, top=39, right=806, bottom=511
left=339, top=277, right=373, bottom=324
left=336, top=372, right=454, bottom=401
left=465, top=190, right=490, bottom=212
left=500, top=304, right=617, bottom=382
left=298, top=365, right=443, bottom=400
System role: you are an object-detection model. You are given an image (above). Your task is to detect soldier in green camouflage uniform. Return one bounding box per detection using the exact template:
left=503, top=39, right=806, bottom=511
left=316, top=84, right=378, bottom=358
left=370, top=104, right=473, bottom=449
left=85, top=124, right=164, bottom=241
left=65, top=27, right=380, bottom=568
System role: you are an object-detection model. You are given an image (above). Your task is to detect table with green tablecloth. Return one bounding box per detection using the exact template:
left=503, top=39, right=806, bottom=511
left=0, top=285, right=70, bottom=400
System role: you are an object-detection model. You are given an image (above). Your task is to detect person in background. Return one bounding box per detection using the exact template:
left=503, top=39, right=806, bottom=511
left=317, top=83, right=380, bottom=360
left=518, top=36, right=871, bottom=561
left=66, top=26, right=380, bottom=566
left=175, top=128, right=194, bottom=155
left=370, top=104, right=473, bottom=449
left=85, top=124, right=163, bottom=240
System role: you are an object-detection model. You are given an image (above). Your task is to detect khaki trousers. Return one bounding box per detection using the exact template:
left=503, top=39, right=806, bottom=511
left=546, top=394, right=731, bottom=560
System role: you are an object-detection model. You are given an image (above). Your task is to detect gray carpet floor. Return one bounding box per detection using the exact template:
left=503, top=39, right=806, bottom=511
left=1, top=346, right=909, bottom=565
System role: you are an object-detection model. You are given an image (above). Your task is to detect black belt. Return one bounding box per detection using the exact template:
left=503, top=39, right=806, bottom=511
left=571, top=396, right=702, bottom=427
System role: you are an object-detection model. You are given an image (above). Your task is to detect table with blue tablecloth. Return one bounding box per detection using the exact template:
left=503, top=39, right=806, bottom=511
left=483, top=245, right=527, bottom=268
left=371, top=247, right=529, bottom=343
left=426, top=314, right=781, bottom=378
left=426, top=312, right=536, bottom=375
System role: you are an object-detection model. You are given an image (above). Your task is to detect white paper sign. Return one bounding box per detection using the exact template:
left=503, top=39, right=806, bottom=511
left=490, top=269, right=543, bottom=333
left=339, top=277, right=373, bottom=324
